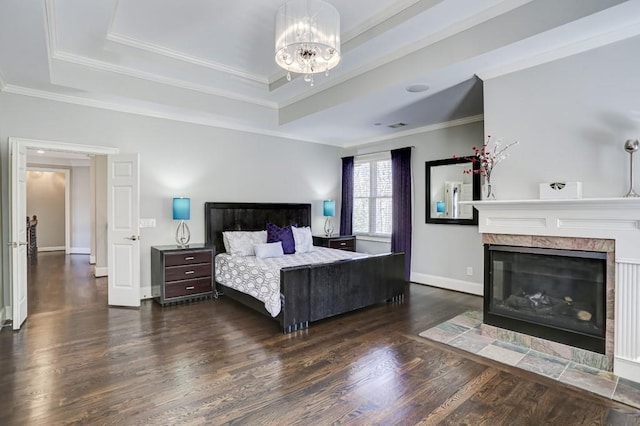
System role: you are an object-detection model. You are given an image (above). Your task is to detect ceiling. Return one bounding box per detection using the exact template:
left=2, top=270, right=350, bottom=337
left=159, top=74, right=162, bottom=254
left=1, top=0, right=639, bottom=147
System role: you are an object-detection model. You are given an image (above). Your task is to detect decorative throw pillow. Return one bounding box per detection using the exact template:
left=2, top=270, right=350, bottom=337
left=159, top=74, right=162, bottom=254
left=222, top=231, right=267, bottom=256
left=266, top=222, right=296, bottom=254
left=253, top=242, right=284, bottom=259
left=292, top=226, right=314, bottom=253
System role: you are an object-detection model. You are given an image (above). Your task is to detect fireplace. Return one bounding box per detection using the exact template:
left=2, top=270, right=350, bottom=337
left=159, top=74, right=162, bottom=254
left=484, top=244, right=607, bottom=353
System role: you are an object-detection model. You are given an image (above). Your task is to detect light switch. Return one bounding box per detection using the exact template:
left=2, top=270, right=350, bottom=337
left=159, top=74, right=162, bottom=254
left=140, top=218, right=156, bottom=228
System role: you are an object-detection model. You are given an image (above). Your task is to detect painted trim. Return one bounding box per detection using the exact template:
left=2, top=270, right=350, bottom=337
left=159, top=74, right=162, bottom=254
left=69, top=247, right=90, bottom=255
left=106, top=32, right=269, bottom=85
left=14, top=137, right=119, bottom=156
left=477, top=21, right=640, bottom=81
left=614, top=357, right=640, bottom=384
left=0, top=307, right=5, bottom=327
left=3, top=85, right=332, bottom=146
left=346, top=115, right=485, bottom=147
left=94, top=266, right=108, bottom=277
left=89, top=255, right=96, bottom=264
left=28, top=166, right=71, bottom=254
left=38, top=246, right=65, bottom=252
left=411, top=272, right=483, bottom=296
left=140, top=285, right=153, bottom=300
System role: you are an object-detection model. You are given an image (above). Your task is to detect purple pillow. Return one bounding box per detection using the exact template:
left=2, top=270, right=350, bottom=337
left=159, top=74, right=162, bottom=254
left=266, top=223, right=296, bottom=254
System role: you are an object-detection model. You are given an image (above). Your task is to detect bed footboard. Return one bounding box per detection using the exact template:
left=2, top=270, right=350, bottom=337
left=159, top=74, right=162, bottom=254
left=279, top=253, right=406, bottom=333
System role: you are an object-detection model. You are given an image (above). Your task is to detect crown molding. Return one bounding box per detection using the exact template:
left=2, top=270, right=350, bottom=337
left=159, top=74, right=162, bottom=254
left=344, top=114, right=484, bottom=148
left=3, top=84, right=339, bottom=147
left=106, top=32, right=270, bottom=85
left=477, top=19, right=640, bottom=81
left=51, top=50, right=278, bottom=109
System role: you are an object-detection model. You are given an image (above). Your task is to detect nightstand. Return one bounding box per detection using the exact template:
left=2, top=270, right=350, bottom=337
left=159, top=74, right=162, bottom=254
left=151, top=244, right=215, bottom=305
left=312, top=235, right=356, bottom=252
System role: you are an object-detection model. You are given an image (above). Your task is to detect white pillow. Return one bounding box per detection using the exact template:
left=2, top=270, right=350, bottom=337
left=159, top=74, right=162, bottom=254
left=222, top=231, right=267, bottom=256
left=292, top=226, right=314, bottom=253
left=254, top=242, right=284, bottom=259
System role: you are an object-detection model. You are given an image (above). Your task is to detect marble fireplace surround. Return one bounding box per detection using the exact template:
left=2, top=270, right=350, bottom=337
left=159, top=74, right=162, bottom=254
left=467, top=198, right=640, bottom=384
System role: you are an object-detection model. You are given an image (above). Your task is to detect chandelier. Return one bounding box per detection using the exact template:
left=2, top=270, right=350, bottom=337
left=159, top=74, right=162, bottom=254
left=275, top=0, right=341, bottom=86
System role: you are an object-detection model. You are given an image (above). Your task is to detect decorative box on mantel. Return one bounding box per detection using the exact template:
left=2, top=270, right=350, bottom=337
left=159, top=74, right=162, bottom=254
left=461, top=197, right=640, bottom=384
left=539, top=181, right=582, bottom=199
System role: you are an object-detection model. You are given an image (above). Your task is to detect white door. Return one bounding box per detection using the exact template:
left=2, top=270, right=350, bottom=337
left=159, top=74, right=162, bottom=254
left=107, top=153, right=140, bottom=307
left=10, top=140, right=28, bottom=330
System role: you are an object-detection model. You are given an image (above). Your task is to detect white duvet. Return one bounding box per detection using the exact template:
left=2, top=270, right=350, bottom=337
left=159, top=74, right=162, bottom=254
left=215, top=247, right=368, bottom=317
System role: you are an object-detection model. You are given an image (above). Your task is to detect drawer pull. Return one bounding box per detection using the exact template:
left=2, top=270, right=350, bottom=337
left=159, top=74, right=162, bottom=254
left=185, top=256, right=195, bottom=261
left=185, top=270, right=195, bottom=275
left=340, top=242, right=347, bottom=246
left=185, top=286, right=195, bottom=290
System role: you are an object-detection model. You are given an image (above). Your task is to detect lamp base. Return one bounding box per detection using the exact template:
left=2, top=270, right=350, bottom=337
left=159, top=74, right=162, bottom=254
left=176, top=220, right=191, bottom=248
left=324, top=217, right=334, bottom=237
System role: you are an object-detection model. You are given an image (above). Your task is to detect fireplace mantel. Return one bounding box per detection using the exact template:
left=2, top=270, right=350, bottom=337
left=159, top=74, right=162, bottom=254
left=461, top=197, right=640, bottom=382
left=462, top=197, right=640, bottom=261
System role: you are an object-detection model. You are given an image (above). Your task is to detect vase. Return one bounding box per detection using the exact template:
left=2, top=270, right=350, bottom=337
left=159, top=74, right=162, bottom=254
left=483, top=179, right=495, bottom=200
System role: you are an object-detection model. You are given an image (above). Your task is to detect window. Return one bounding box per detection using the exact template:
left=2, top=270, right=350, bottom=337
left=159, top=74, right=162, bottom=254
left=353, top=153, right=392, bottom=237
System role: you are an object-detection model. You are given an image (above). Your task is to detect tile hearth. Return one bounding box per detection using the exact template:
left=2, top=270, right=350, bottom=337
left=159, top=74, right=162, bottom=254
left=419, top=311, right=640, bottom=409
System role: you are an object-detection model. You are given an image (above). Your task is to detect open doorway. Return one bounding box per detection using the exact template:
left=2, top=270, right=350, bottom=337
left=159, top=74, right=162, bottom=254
left=25, top=152, right=101, bottom=315
left=9, top=138, right=125, bottom=329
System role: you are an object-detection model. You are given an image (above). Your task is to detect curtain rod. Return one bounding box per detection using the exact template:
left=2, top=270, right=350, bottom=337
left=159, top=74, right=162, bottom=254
left=343, top=146, right=415, bottom=158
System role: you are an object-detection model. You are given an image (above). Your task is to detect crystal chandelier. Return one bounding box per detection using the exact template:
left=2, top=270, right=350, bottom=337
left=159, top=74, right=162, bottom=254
left=275, top=0, right=341, bottom=86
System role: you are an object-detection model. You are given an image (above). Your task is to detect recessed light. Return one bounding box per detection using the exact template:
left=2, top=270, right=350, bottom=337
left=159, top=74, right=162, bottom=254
left=37, top=150, right=45, bottom=154
left=406, top=84, right=430, bottom=93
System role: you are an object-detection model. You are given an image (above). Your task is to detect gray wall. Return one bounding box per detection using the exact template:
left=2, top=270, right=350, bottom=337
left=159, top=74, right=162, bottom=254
left=483, top=35, right=640, bottom=200
left=344, top=121, right=485, bottom=294
left=26, top=170, right=65, bottom=249
left=0, top=92, right=342, bottom=302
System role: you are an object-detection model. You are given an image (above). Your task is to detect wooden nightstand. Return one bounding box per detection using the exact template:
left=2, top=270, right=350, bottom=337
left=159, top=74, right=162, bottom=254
left=312, top=235, right=356, bottom=252
left=151, top=244, right=215, bottom=305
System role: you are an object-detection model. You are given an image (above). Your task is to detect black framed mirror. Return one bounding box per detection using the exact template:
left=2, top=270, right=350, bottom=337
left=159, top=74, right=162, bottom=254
left=425, top=157, right=480, bottom=225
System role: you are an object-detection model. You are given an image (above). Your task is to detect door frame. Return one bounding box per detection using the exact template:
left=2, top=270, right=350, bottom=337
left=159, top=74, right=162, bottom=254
left=9, top=137, right=119, bottom=326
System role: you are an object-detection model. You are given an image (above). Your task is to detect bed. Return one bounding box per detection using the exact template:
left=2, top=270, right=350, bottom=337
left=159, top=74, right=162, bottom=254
left=205, top=202, right=406, bottom=333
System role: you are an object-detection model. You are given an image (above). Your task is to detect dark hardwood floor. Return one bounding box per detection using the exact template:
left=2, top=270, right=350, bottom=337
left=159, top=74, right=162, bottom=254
left=1, top=252, right=639, bottom=425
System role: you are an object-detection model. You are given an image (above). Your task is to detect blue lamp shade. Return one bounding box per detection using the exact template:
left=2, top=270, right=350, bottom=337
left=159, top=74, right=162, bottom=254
left=173, top=197, right=191, bottom=220
left=436, top=201, right=446, bottom=214
left=323, top=200, right=336, bottom=217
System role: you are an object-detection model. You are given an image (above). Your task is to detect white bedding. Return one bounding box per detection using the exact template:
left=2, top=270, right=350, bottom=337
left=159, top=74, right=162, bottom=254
left=215, top=247, right=368, bottom=317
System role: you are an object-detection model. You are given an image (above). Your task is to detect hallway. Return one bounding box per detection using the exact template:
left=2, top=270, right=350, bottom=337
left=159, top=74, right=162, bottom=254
left=27, top=252, right=106, bottom=315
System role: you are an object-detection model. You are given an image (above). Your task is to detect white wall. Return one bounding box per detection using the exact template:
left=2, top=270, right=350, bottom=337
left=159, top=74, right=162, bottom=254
left=483, top=35, right=640, bottom=200
left=26, top=170, right=66, bottom=249
left=0, top=92, right=342, bottom=301
left=344, top=121, right=485, bottom=295
left=70, top=166, right=90, bottom=254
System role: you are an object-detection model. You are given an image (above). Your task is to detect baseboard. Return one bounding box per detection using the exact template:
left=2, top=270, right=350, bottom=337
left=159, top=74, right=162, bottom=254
left=38, top=246, right=65, bottom=252
left=615, top=357, right=640, bottom=383
left=0, top=307, right=6, bottom=328
left=94, top=266, right=108, bottom=277
left=140, top=285, right=154, bottom=300
left=69, top=247, right=90, bottom=255
left=89, top=255, right=96, bottom=264
left=411, top=272, right=483, bottom=296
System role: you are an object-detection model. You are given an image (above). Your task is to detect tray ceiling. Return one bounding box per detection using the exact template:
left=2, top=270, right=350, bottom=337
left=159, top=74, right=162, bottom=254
left=1, top=0, right=639, bottom=146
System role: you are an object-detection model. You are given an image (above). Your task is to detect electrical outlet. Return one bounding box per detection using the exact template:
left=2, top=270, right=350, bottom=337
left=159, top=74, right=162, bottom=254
left=466, top=266, right=473, bottom=276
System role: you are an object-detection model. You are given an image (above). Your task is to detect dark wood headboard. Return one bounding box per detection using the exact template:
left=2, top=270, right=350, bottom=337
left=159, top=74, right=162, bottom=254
left=204, top=202, right=312, bottom=254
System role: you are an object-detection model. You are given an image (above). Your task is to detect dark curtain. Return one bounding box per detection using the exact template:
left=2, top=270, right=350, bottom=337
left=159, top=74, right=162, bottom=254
left=339, top=156, right=354, bottom=236
left=391, top=147, right=412, bottom=282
